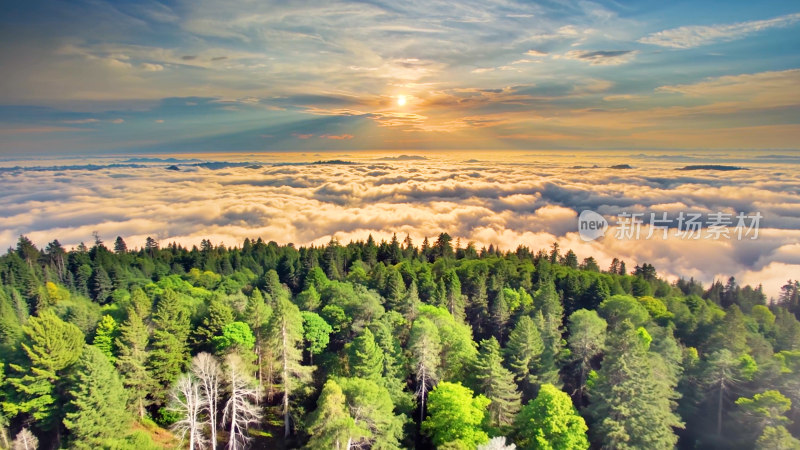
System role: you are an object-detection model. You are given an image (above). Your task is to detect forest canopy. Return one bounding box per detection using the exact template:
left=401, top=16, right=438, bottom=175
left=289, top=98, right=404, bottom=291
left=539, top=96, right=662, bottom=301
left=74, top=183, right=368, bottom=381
left=1, top=233, right=799, bottom=449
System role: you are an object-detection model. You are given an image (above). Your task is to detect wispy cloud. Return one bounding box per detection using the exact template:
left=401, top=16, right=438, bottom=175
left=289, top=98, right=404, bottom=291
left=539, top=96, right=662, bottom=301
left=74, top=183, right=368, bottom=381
left=639, top=12, right=800, bottom=48
left=560, top=50, right=637, bottom=66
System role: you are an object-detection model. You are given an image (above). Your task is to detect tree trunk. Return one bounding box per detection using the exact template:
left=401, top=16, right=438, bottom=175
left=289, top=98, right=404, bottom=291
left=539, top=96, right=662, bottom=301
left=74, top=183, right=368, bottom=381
left=282, top=319, right=291, bottom=438
left=717, top=379, right=725, bottom=436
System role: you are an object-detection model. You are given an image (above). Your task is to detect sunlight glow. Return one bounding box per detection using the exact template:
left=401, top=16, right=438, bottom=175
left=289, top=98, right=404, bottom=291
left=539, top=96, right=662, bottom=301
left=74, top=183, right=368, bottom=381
left=397, top=95, right=406, bottom=107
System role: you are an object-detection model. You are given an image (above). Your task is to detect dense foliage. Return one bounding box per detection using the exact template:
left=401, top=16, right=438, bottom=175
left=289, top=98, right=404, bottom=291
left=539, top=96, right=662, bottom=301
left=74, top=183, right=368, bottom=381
left=1, top=233, right=800, bottom=449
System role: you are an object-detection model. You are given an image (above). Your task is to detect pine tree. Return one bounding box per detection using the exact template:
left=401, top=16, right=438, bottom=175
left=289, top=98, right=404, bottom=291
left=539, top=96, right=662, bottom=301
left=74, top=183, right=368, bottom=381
left=149, top=289, right=191, bottom=405
left=63, top=346, right=129, bottom=449
left=567, top=309, right=606, bottom=406
left=514, top=383, right=589, bottom=450
left=268, top=296, right=311, bottom=437
left=348, top=328, right=384, bottom=381
left=3, top=310, right=84, bottom=430
left=410, top=316, right=442, bottom=424
left=474, top=337, right=521, bottom=429
left=191, top=295, right=234, bottom=351
left=337, top=377, right=405, bottom=448
left=244, top=288, right=271, bottom=387
left=115, top=307, right=153, bottom=419
left=92, top=314, right=117, bottom=363
left=588, top=320, right=682, bottom=449
left=307, top=379, right=366, bottom=449
left=491, top=288, right=510, bottom=341
left=89, top=266, right=112, bottom=303
left=505, top=316, right=544, bottom=399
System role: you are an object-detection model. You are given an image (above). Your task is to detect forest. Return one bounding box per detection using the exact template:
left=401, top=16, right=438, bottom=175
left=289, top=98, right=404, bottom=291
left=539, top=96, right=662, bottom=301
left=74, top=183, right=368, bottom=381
left=1, top=233, right=800, bottom=450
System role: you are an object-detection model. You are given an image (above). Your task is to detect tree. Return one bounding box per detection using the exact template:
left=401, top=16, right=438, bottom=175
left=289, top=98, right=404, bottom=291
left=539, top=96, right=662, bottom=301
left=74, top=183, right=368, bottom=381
left=115, top=307, right=154, bottom=419
left=474, top=337, right=520, bottom=429
left=505, top=315, right=544, bottom=398
left=478, top=437, right=517, bottom=450
left=149, top=289, right=191, bottom=405
left=755, top=425, right=800, bottom=449
left=736, top=390, right=793, bottom=443
left=348, top=327, right=384, bottom=381
left=337, top=377, right=405, bottom=449
left=212, top=321, right=255, bottom=355
left=422, top=382, right=490, bottom=448
left=11, top=428, right=37, bottom=450
left=223, top=354, right=262, bottom=450
left=268, top=297, right=310, bottom=437
left=514, top=383, right=588, bottom=450
left=533, top=281, right=564, bottom=387
left=192, top=295, right=234, bottom=352
left=704, top=349, right=754, bottom=437
left=113, top=236, right=128, bottom=254
left=170, top=374, right=206, bottom=450
left=89, top=266, right=113, bottom=303
left=301, top=311, right=331, bottom=364
left=567, top=309, right=606, bottom=406
left=307, top=379, right=366, bottom=450
left=92, top=314, right=117, bottom=363
left=491, top=288, right=510, bottom=341
left=192, top=353, right=222, bottom=450
left=244, top=288, right=271, bottom=387
left=588, top=320, right=682, bottom=449
left=3, top=310, right=84, bottom=430
left=63, top=345, right=129, bottom=449
left=409, top=317, right=442, bottom=424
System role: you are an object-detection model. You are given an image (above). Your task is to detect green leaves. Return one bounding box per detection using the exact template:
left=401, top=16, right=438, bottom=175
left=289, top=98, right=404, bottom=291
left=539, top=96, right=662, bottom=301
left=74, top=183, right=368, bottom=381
left=422, top=382, right=490, bottom=449
left=514, top=383, right=589, bottom=450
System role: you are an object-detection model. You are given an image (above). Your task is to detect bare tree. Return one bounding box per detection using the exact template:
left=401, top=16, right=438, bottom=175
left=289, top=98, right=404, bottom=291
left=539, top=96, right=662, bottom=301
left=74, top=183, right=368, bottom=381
left=12, top=428, right=38, bottom=450
left=223, top=355, right=262, bottom=450
left=193, top=353, right=222, bottom=450
left=171, top=374, right=207, bottom=450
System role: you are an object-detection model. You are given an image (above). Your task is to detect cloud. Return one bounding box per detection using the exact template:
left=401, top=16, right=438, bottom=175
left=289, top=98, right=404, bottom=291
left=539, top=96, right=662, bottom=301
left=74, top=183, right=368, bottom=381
left=319, top=134, right=354, bottom=140
left=110, top=118, right=125, bottom=124
left=2, top=152, right=799, bottom=298
left=293, top=133, right=313, bottom=139
left=639, top=13, right=800, bottom=48
left=62, top=119, right=100, bottom=124
left=140, top=63, right=165, bottom=71
left=560, top=50, right=637, bottom=66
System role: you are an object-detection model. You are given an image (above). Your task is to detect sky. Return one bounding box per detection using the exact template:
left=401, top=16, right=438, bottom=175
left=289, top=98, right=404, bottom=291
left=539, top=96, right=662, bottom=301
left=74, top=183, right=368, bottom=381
left=0, top=0, right=799, bottom=154
left=1, top=1, right=800, bottom=297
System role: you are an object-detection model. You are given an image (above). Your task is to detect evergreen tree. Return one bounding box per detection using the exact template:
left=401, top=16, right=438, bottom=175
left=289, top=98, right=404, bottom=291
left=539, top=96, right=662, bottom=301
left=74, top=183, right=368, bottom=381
left=3, top=310, right=84, bottom=430
left=338, top=377, right=405, bottom=449
left=114, top=307, right=153, bottom=419
left=491, top=288, right=510, bottom=341
left=567, top=309, right=606, bottom=406
left=505, top=315, right=544, bottom=399
left=268, top=296, right=311, bottom=437
left=588, top=320, right=682, bottom=449
left=191, top=295, right=234, bottom=351
left=63, top=346, right=128, bottom=449
left=348, top=328, right=384, bottom=381
left=473, top=337, right=521, bottom=429
left=514, top=383, right=589, bottom=450
left=148, top=289, right=191, bottom=405
left=89, top=266, right=112, bottom=303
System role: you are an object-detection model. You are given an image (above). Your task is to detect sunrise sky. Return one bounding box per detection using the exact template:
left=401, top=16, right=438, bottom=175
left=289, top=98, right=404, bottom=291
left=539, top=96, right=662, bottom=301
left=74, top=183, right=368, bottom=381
left=1, top=0, right=799, bottom=154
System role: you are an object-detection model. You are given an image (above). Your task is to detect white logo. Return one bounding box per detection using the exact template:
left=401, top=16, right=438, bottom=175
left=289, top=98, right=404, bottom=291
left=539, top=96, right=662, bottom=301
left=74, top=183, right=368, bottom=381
left=578, top=210, right=608, bottom=241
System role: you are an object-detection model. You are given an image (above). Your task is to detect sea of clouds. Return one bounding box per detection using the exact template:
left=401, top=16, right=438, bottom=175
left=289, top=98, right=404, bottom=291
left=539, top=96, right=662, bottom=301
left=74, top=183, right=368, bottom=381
left=1, top=151, right=798, bottom=299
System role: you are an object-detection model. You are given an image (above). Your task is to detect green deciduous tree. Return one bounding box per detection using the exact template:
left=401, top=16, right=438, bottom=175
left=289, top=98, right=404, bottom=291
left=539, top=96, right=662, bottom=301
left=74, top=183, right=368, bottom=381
left=63, top=345, right=128, bottom=449
left=422, top=381, right=490, bottom=449
left=92, top=314, right=117, bottom=363
left=307, top=379, right=366, bottom=450
left=301, top=311, right=332, bottom=364
left=514, top=383, right=589, bottom=450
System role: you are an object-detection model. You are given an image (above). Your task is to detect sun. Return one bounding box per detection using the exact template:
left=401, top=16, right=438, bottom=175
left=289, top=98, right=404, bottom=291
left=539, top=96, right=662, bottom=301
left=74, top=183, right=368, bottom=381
left=397, top=95, right=407, bottom=107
